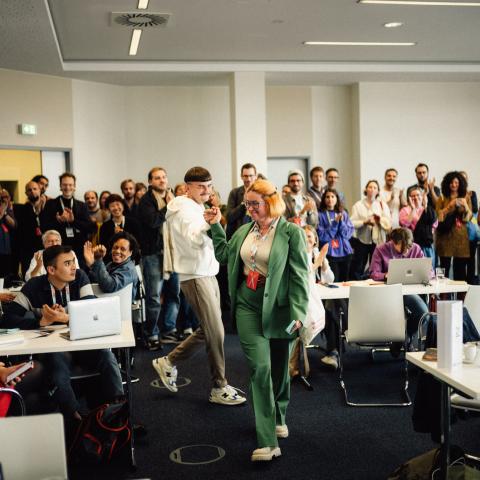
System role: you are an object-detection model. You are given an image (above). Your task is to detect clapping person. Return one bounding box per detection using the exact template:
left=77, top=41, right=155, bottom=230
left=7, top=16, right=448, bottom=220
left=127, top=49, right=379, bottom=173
left=84, top=232, right=139, bottom=300
left=349, top=180, right=392, bottom=280
left=399, top=187, right=437, bottom=265
left=435, top=171, right=473, bottom=281
left=205, top=179, right=309, bottom=462
left=25, top=230, right=78, bottom=281
left=317, top=188, right=354, bottom=282
left=0, top=189, right=16, bottom=278
left=99, top=194, right=141, bottom=251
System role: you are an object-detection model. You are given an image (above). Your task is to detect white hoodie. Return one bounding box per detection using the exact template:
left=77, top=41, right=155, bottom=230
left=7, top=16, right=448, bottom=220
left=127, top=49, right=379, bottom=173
left=163, top=195, right=219, bottom=282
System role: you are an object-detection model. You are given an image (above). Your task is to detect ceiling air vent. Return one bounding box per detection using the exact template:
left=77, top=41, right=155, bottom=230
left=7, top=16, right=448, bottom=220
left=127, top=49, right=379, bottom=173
left=111, top=12, right=171, bottom=28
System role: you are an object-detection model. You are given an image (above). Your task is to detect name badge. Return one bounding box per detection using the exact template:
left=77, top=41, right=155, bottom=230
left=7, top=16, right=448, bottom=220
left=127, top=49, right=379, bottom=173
left=246, top=270, right=260, bottom=291
left=65, top=227, right=75, bottom=238
left=331, top=239, right=340, bottom=249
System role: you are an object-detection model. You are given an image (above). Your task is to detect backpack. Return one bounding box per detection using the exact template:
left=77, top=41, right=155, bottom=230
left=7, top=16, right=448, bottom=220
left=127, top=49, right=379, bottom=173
left=68, top=401, right=131, bottom=463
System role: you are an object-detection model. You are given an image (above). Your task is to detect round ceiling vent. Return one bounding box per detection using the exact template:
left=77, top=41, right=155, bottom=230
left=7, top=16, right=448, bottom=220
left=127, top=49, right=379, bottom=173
left=113, top=12, right=170, bottom=28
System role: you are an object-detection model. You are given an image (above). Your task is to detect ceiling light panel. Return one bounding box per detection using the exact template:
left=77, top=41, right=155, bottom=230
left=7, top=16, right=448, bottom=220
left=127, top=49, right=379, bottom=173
left=129, top=29, right=142, bottom=55
left=303, top=41, right=416, bottom=46
left=359, top=1, right=480, bottom=5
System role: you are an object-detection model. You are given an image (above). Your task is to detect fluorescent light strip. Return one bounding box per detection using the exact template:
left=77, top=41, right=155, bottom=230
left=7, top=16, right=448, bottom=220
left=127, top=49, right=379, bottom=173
left=137, top=0, right=149, bottom=8
left=359, top=1, right=480, bottom=5
left=129, top=29, right=142, bottom=55
left=303, top=41, right=416, bottom=46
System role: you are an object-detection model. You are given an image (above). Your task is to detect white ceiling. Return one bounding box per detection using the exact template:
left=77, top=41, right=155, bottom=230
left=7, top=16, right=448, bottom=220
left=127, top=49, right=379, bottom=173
left=1, top=0, right=480, bottom=85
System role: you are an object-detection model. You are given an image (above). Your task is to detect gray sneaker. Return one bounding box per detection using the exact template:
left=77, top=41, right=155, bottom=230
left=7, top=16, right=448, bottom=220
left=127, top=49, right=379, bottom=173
left=209, top=385, right=246, bottom=406
left=152, top=356, right=178, bottom=392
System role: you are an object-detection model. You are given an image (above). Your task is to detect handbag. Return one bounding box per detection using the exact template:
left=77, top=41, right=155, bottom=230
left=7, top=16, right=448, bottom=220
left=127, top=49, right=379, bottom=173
left=466, top=220, right=480, bottom=241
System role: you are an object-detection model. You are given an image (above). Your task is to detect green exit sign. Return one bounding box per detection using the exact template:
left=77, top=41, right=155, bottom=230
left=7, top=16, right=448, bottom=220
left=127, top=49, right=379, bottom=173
left=18, top=123, right=37, bottom=135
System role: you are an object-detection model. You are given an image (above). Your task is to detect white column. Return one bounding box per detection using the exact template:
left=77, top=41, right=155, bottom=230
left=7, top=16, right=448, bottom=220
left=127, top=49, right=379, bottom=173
left=229, top=72, right=267, bottom=185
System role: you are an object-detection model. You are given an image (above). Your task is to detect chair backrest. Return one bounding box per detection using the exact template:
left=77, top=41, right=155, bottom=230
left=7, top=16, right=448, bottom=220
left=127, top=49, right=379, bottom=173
left=0, top=413, right=67, bottom=480
left=463, top=284, right=480, bottom=333
left=135, top=264, right=146, bottom=299
left=347, top=284, right=406, bottom=343
left=91, top=282, right=133, bottom=323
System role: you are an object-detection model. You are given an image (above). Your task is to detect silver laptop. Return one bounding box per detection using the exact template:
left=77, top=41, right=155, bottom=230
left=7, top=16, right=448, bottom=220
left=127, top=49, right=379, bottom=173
left=386, top=257, right=432, bottom=285
left=61, top=296, right=121, bottom=341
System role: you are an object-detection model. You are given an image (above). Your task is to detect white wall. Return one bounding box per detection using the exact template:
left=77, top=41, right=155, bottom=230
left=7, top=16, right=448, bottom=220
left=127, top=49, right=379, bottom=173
left=358, top=82, right=480, bottom=199
left=125, top=86, right=232, bottom=201
left=72, top=79, right=127, bottom=196
left=311, top=86, right=355, bottom=208
left=0, top=69, right=73, bottom=148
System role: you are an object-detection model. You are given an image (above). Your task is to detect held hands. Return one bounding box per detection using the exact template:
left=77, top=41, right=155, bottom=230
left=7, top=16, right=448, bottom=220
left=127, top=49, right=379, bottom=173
left=0, top=362, right=25, bottom=387
left=34, top=250, right=43, bottom=268
left=302, top=198, right=315, bottom=214
left=291, top=320, right=303, bottom=332
left=40, top=304, right=68, bottom=326
left=56, top=208, right=74, bottom=223
left=165, top=189, right=175, bottom=204
left=204, top=207, right=222, bottom=225
left=335, top=212, right=343, bottom=223
left=313, top=243, right=329, bottom=271
left=0, top=292, right=16, bottom=303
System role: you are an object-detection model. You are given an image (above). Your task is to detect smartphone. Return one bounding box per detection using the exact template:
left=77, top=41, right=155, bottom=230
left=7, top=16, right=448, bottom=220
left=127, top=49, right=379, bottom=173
left=6, top=361, right=34, bottom=384
left=325, top=283, right=339, bottom=288
left=285, top=320, right=297, bottom=335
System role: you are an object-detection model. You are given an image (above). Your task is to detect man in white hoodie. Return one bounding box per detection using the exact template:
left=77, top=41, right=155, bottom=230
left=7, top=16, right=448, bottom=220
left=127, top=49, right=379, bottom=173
left=152, top=166, right=246, bottom=406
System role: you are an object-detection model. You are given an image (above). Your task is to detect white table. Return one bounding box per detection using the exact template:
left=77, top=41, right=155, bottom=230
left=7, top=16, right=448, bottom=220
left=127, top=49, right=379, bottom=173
left=0, top=322, right=138, bottom=467
left=316, top=281, right=469, bottom=300
left=406, top=352, right=480, bottom=480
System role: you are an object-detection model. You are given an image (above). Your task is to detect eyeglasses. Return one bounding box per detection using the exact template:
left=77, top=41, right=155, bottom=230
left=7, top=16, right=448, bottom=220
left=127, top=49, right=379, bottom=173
left=243, top=200, right=265, bottom=209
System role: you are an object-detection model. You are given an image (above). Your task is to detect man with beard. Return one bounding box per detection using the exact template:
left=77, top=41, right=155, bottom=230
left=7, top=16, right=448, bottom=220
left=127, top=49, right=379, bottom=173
left=283, top=170, right=318, bottom=228
left=40, top=173, right=96, bottom=268
left=379, top=168, right=407, bottom=228
left=226, top=163, right=257, bottom=239
left=308, top=166, right=326, bottom=211
left=121, top=179, right=138, bottom=218
left=84, top=190, right=104, bottom=224
left=409, top=163, right=440, bottom=207
left=14, top=181, right=45, bottom=277
left=137, top=167, right=180, bottom=350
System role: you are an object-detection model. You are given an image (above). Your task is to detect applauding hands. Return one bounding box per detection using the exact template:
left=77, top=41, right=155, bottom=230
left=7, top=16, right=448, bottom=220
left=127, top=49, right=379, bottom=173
left=83, top=241, right=107, bottom=267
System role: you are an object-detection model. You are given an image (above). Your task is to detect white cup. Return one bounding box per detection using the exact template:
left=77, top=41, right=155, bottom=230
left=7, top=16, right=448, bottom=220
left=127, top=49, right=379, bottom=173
left=463, top=342, right=477, bottom=364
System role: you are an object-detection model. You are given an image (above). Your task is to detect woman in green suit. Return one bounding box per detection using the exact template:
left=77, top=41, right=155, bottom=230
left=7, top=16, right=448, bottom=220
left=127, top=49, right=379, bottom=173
left=204, top=179, right=309, bottom=462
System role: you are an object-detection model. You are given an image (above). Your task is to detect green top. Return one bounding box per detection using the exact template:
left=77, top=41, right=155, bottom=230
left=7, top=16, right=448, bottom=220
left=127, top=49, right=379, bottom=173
left=210, top=216, right=309, bottom=339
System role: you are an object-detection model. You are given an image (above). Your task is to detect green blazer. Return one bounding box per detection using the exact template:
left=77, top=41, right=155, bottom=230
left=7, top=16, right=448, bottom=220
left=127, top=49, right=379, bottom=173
left=211, top=216, right=309, bottom=339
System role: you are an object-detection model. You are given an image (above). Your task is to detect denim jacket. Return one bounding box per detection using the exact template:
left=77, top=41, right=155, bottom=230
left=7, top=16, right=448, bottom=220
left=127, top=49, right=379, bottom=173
left=88, top=258, right=139, bottom=301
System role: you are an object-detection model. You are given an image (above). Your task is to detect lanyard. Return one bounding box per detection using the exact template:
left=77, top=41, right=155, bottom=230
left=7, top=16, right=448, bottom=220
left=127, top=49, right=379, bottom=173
left=59, top=197, right=73, bottom=211
left=114, top=217, right=125, bottom=229
left=249, top=218, right=277, bottom=272
left=50, top=283, right=70, bottom=310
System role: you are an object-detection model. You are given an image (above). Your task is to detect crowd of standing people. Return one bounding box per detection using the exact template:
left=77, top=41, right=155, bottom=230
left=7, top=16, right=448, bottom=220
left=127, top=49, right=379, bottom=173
left=0, top=161, right=478, bottom=461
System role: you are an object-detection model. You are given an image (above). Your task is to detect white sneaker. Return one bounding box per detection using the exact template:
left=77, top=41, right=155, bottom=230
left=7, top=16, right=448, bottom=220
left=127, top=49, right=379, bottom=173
left=152, top=356, right=178, bottom=392
left=321, top=354, right=339, bottom=370
left=275, top=424, right=289, bottom=438
left=251, top=447, right=281, bottom=462
left=209, top=385, right=246, bottom=406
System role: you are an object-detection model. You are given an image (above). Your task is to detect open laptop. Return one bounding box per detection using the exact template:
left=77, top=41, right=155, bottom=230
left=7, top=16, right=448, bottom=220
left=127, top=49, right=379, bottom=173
left=386, top=257, right=432, bottom=285
left=61, top=296, right=121, bottom=341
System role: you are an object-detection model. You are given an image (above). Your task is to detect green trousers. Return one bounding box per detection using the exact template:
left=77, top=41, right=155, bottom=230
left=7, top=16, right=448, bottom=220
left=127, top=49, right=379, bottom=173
left=235, top=281, right=293, bottom=448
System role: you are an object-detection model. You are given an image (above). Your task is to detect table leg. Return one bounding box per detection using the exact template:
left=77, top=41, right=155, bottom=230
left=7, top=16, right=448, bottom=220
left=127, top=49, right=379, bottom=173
left=440, top=382, right=451, bottom=480
left=124, top=347, right=137, bottom=469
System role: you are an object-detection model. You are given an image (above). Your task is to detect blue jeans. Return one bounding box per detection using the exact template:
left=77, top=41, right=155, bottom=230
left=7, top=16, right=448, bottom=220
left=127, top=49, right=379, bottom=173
left=421, top=246, right=435, bottom=268
left=404, top=294, right=428, bottom=337
left=142, top=254, right=180, bottom=339
left=47, top=350, right=123, bottom=416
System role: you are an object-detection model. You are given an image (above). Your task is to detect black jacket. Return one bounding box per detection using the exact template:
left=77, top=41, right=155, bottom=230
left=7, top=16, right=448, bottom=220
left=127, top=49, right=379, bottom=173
left=412, top=204, right=437, bottom=248
left=99, top=216, right=142, bottom=250
left=40, top=196, right=97, bottom=261
left=137, top=189, right=167, bottom=256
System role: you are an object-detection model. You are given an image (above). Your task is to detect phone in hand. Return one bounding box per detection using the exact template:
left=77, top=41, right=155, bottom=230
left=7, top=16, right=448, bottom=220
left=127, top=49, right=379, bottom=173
left=285, top=320, right=297, bottom=335
left=6, top=361, right=34, bottom=384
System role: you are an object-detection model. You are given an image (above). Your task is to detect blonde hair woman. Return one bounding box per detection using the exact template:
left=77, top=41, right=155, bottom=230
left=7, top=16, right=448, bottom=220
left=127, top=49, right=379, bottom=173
left=204, top=179, right=309, bottom=462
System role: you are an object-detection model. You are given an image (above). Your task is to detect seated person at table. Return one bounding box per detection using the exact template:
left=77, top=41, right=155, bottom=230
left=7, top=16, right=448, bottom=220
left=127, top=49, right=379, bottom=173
left=2, top=245, right=124, bottom=421
left=369, top=227, right=430, bottom=351
left=84, top=231, right=139, bottom=301
left=25, top=229, right=78, bottom=281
